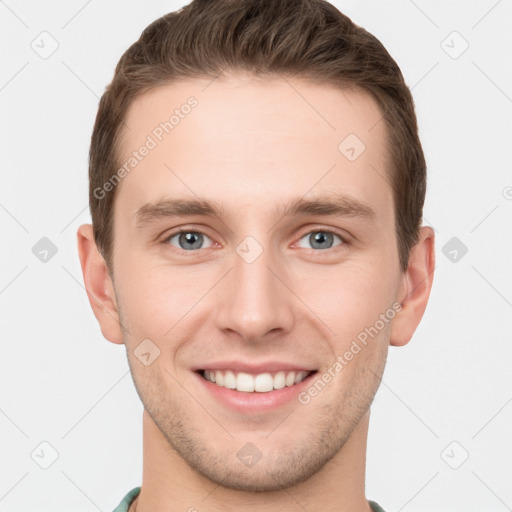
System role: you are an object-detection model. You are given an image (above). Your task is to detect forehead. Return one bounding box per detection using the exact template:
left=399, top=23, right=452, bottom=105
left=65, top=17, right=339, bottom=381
left=115, top=74, right=392, bottom=222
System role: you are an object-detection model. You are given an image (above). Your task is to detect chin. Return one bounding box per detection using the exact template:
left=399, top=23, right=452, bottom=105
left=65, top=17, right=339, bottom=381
left=190, top=457, right=325, bottom=492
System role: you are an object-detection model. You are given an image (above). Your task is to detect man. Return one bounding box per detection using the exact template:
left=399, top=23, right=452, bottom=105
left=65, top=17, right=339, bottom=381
left=77, top=0, right=435, bottom=510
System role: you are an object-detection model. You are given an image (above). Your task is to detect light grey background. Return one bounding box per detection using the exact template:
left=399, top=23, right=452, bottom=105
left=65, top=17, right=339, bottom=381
left=1, top=0, right=511, bottom=511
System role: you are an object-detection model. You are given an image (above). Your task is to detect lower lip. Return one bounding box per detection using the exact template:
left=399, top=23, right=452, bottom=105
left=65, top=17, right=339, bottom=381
left=193, top=371, right=317, bottom=413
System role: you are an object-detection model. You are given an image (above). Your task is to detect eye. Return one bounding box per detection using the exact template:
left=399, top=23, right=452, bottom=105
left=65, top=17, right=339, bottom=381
left=296, top=230, right=346, bottom=250
left=164, top=230, right=214, bottom=251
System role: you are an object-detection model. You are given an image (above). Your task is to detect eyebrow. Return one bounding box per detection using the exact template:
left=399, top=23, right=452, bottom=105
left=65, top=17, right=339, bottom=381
left=135, top=193, right=376, bottom=227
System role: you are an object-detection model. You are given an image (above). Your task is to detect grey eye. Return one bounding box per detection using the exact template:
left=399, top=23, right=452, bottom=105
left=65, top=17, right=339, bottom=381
left=167, top=231, right=213, bottom=251
left=297, top=231, right=343, bottom=250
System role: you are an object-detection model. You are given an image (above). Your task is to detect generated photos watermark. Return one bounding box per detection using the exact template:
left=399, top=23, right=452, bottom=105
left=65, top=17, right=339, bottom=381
left=93, top=96, right=198, bottom=200
left=298, top=301, right=402, bottom=405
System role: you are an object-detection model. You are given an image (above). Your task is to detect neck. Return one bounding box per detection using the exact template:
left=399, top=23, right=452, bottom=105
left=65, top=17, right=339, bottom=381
left=133, top=409, right=373, bottom=512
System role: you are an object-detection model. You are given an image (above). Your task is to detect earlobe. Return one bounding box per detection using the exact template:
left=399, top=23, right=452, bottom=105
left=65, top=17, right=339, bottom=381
left=76, top=224, right=124, bottom=345
left=390, top=226, right=436, bottom=347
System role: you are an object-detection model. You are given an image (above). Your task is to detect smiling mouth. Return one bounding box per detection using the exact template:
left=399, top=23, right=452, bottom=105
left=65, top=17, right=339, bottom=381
left=198, top=369, right=317, bottom=393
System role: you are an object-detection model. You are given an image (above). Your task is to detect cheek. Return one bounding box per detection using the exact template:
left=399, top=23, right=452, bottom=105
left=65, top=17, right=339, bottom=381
left=114, top=256, right=214, bottom=340
left=292, top=259, right=396, bottom=339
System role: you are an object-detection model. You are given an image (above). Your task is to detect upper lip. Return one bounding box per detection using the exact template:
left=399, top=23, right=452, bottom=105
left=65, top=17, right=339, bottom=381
left=192, top=361, right=316, bottom=374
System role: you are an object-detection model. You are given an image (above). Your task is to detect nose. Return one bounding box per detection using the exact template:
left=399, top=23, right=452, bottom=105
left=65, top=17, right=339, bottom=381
left=215, top=239, right=295, bottom=343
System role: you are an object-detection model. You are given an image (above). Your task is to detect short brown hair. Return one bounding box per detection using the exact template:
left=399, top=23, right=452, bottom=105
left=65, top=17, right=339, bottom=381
left=89, top=0, right=426, bottom=273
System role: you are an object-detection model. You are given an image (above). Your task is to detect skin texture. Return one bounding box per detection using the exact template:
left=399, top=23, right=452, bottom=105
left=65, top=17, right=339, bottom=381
left=77, top=74, right=435, bottom=512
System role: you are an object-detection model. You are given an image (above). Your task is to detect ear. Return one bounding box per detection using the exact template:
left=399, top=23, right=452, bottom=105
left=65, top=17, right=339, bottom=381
left=77, top=224, right=124, bottom=345
left=390, top=226, right=435, bottom=347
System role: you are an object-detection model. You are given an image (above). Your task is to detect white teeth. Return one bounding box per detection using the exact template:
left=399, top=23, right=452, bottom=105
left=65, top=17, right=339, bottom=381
left=202, top=369, right=311, bottom=393
left=224, top=370, right=236, bottom=389
left=285, top=371, right=296, bottom=387
left=295, top=371, right=307, bottom=384
left=273, top=371, right=286, bottom=389
left=237, top=372, right=255, bottom=392
left=254, top=373, right=274, bottom=392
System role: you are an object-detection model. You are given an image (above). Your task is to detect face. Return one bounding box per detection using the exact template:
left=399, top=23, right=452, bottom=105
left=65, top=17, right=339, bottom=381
left=109, top=75, right=404, bottom=490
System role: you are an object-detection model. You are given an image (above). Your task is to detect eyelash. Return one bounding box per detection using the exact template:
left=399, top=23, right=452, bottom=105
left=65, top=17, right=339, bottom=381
left=161, top=227, right=350, bottom=254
